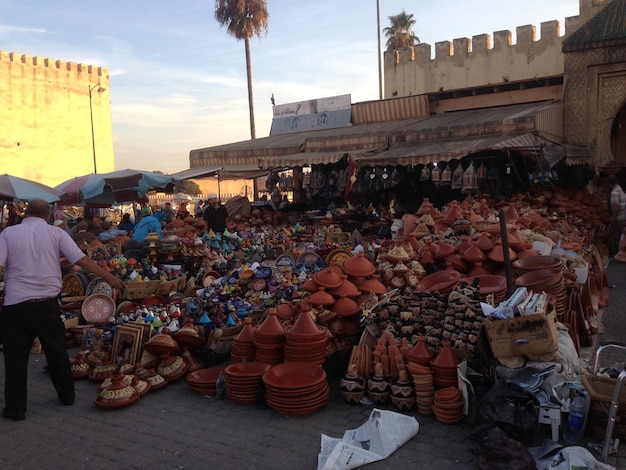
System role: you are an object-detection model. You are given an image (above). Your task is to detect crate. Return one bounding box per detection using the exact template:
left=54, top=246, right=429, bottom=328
left=123, top=282, right=151, bottom=301
left=156, top=279, right=179, bottom=296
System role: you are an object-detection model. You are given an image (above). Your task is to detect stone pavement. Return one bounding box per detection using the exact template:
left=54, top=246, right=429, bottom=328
left=1, top=261, right=626, bottom=469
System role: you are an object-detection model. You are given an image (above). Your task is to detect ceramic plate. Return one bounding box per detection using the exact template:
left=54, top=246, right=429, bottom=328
left=85, top=277, right=115, bottom=298
left=325, top=248, right=353, bottom=267
left=296, top=251, right=322, bottom=268
left=81, top=293, right=116, bottom=324
left=275, top=254, right=296, bottom=271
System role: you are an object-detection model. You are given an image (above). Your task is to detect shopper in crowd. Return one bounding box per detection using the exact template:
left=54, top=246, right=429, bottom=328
left=87, top=213, right=105, bottom=237
left=132, top=211, right=164, bottom=243
left=0, top=199, right=126, bottom=421
left=53, top=218, right=71, bottom=234
left=6, top=203, right=22, bottom=226
left=117, top=213, right=136, bottom=234
left=97, top=221, right=128, bottom=242
left=163, top=202, right=175, bottom=224
left=610, top=176, right=626, bottom=256
left=203, top=193, right=228, bottom=235
left=71, top=220, right=96, bottom=249
left=176, top=202, right=190, bottom=220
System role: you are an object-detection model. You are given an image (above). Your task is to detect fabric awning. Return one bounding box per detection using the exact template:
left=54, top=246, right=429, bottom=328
left=172, top=165, right=271, bottom=181
left=265, top=148, right=383, bottom=168
left=354, top=132, right=565, bottom=167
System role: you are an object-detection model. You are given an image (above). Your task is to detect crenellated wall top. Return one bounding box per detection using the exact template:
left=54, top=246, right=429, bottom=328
left=0, top=50, right=108, bottom=78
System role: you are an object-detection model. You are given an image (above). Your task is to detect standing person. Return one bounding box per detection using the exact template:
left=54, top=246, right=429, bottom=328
left=610, top=177, right=626, bottom=256
left=0, top=200, right=126, bottom=421
left=203, top=193, right=228, bottom=235
left=6, top=203, right=22, bottom=226
left=163, top=202, right=175, bottom=225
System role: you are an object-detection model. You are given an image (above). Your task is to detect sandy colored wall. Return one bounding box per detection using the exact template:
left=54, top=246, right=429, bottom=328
left=0, top=51, right=114, bottom=187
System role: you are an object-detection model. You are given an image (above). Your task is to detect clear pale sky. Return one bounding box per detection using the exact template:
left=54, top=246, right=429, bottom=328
left=1, top=0, right=581, bottom=175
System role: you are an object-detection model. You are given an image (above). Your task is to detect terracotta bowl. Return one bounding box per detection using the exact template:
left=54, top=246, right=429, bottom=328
left=417, top=270, right=461, bottom=294
left=514, top=268, right=562, bottom=288
left=186, top=367, right=225, bottom=385
left=263, top=362, right=327, bottom=389
left=224, top=362, right=271, bottom=379
left=512, top=255, right=563, bottom=273
left=460, top=275, right=507, bottom=295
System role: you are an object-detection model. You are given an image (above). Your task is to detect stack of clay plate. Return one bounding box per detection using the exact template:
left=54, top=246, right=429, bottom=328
left=460, top=275, right=507, bottom=304
left=348, top=343, right=372, bottom=380
left=186, top=367, right=225, bottom=396
left=223, top=362, right=271, bottom=404
left=433, top=386, right=464, bottom=424
left=283, top=311, right=328, bottom=365
left=408, top=362, right=435, bottom=415
left=514, top=268, right=567, bottom=317
left=263, top=362, right=329, bottom=416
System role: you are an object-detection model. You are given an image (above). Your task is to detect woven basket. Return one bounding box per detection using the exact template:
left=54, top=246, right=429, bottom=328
left=583, top=375, right=626, bottom=438
left=123, top=282, right=150, bottom=301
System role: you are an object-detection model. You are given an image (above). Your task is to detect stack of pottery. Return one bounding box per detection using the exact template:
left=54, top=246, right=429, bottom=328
left=172, top=319, right=204, bottom=351
left=263, top=362, right=330, bottom=416
left=390, top=369, right=416, bottom=411
left=283, top=311, right=328, bottom=365
left=88, top=359, right=117, bottom=382
left=145, top=368, right=168, bottom=391
left=223, top=362, right=271, bottom=404
left=94, top=373, right=140, bottom=409
left=409, top=362, right=435, bottom=415
left=186, top=367, right=225, bottom=396
left=431, top=341, right=459, bottom=389
left=70, top=355, right=91, bottom=379
left=433, top=387, right=464, bottom=424
left=460, top=275, right=508, bottom=304
left=231, top=316, right=256, bottom=363
left=253, top=310, right=285, bottom=365
left=512, top=255, right=567, bottom=316
left=144, top=331, right=180, bottom=356
left=340, top=364, right=366, bottom=404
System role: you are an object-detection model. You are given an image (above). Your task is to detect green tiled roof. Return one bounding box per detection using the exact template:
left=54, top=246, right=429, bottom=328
left=563, top=0, right=626, bottom=52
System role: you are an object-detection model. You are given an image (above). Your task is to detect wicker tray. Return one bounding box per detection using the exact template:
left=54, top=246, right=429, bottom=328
left=582, top=375, right=626, bottom=405
left=583, top=375, right=626, bottom=439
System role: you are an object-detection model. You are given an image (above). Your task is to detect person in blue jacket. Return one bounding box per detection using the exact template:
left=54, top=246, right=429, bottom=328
left=132, top=211, right=165, bottom=243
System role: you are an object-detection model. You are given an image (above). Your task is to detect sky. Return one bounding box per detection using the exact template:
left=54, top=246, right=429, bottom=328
left=1, top=0, right=582, bottom=176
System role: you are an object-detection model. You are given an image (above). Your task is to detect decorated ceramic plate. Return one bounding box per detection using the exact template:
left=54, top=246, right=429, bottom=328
left=62, top=272, right=90, bottom=297
left=275, top=254, right=296, bottom=271
left=81, top=293, right=116, bottom=324
left=85, top=277, right=115, bottom=298
left=325, top=248, right=353, bottom=267
left=296, top=251, right=322, bottom=268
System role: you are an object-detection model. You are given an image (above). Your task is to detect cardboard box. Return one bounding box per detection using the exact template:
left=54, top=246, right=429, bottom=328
left=64, top=316, right=80, bottom=329
left=484, top=306, right=558, bottom=359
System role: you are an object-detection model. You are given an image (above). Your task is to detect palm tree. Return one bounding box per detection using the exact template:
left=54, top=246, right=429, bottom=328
left=215, top=0, right=269, bottom=140
left=383, top=10, right=419, bottom=51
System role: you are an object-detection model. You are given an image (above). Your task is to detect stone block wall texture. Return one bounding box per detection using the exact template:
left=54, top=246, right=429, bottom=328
left=0, top=51, right=114, bottom=187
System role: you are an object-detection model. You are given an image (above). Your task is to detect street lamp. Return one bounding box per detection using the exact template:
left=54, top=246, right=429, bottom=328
left=89, top=83, right=106, bottom=174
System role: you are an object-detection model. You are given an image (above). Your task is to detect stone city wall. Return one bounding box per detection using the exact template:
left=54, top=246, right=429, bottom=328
left=0, top=51, right=114, bottom=187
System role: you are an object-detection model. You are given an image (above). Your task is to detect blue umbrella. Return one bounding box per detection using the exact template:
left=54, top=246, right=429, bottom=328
left=55, top=169, right=182, bottom=207
left=0, top=174, right=63, bottom=203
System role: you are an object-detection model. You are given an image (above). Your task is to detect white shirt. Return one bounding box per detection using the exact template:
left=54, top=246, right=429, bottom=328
left=610, top=184, right=626, bottom=222
left=0, top=217, right=86, bottom=305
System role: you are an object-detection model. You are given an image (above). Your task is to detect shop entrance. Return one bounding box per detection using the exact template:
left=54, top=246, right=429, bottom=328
left=611, top=101, right=626, bottom=162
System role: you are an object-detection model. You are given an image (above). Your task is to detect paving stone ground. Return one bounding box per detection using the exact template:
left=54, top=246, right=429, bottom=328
left=1, top=260, right=626, bottom=469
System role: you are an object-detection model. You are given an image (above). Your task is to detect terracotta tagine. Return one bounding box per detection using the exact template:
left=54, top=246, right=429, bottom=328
left=146, top=369, right=168, bottom=391
left=94, top=373, right=140, bottom=409
left=340, top=364, right=366, bottom=404
left=70, top=355, right=91, bottom=379
left=406, top=336, right=434, bottom=367
left=341, top=252, right=376, bottom=277
left=156, top=353, right=189, bottom=382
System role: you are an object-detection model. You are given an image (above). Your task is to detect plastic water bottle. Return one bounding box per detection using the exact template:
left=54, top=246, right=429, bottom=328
left=563, top=392, right=587, bottom=444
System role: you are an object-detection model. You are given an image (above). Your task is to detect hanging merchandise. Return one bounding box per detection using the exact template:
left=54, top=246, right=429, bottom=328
left=327, top=168, right=339, bottom=197
left=420, top=165, right=431, bottom=181
left=382, top=167, right=395, bottom=190
left=430, top=164, right=441, bottom=188
left=266, top=171, right=280, bottom=192
left=336, top=167, right=347, bottom=196
left=477, top=162, right=487, bottom=182
left=440, top=164, right=452, bottom=187
left=451, top=165, right=463, bottom=190
left=313, top=167, right=327, bottom=197
left=462, top=161, right=478, bottom=194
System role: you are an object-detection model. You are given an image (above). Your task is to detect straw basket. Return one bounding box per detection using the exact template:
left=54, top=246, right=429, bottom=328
left=206, top=323, right=244, bottom=355
left=583, top=375, right=626, bottom=438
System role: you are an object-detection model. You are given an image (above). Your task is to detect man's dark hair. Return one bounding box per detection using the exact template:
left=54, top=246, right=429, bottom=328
left=25, top=199, right=51, bottom=220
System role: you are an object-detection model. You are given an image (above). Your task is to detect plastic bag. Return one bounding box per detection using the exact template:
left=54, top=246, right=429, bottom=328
left=479, top=378, right=540, bottom=445
left=470, top=424, right=536, bottom=470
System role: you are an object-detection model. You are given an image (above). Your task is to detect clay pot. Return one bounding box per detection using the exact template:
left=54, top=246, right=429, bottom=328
left=406, top=336, right=433, bottom=367
left=156, top=353, right=189, bottom=382
left=329, top=276, right=361, bottom=298
left=313, top=268, right=343, bottom=289
left=367, top=363, right=391, bottom=405
left=309, top=287, right=336, bottom=307
left=391, top=370, right=416, bottom=411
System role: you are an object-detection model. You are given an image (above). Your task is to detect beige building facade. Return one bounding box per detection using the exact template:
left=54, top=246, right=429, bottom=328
left=0, top=51, right=114, bottom=187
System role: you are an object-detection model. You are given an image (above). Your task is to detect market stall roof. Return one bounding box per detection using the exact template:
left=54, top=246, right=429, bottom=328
left=189, top=100, right=566, bottom=169
left=171, top=165, right=271, bottom=181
